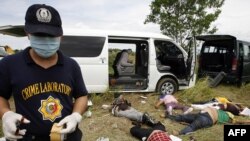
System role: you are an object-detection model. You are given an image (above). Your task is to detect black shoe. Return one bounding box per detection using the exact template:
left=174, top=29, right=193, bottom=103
left=142, top=112, right=157, bottom=126
left=166, top=115, right=177, bottom=120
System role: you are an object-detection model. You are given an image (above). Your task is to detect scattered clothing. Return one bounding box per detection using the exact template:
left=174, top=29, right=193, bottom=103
left=240, top=107, right=250, bottom=116
left=191, top=102, right=219, bottom=110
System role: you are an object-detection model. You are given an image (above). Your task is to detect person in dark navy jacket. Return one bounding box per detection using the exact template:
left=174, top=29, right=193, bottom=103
left=0, top=4, right=88, bottom=141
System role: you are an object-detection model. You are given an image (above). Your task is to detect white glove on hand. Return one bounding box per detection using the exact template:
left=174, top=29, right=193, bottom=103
left=57, top=112, right=82, bottom=134
left=2, top=111, right=30, bottom=141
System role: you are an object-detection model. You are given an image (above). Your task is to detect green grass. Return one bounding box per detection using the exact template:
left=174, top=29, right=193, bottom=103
left=176, top=78, right=215, bottom=103
left=90, top=92, right=115, bottom=106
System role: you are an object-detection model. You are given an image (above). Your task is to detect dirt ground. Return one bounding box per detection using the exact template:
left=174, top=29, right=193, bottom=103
left=80, top=93, right=214, bottom=141
left=81, top=93, right=162, bottom=141
left=1, top=83, right=250, bottom=141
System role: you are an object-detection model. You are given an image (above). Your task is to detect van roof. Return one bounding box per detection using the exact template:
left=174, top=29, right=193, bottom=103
left=65, top=28, right=171, bottom=39
left=0, top=25, right=172, bottom=40
left=196, top=35, right=236, bottom=41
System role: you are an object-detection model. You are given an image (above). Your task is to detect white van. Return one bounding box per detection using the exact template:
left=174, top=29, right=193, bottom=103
left=0, top=25, right=197, bottom=95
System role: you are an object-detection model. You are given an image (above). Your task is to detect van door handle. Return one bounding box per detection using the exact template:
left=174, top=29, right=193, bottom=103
left=100, top=57, right=106, bottom=63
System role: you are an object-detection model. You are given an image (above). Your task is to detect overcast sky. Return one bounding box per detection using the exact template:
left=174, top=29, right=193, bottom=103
left=0, top=0, right=250, bottom=49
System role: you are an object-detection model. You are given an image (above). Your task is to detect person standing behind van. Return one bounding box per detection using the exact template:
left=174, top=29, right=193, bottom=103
left=0, top=4, right=88, bottom=141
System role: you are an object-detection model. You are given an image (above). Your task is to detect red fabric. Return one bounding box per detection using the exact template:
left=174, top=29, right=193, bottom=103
left=147, top=130, right=172, bottom=141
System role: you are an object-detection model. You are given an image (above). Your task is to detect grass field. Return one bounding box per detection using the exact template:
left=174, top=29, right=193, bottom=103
left=1, top=79, right=250, bottom=141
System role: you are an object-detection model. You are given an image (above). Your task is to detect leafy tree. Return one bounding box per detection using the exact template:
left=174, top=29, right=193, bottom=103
left=145, top=0, right=225, bottom=48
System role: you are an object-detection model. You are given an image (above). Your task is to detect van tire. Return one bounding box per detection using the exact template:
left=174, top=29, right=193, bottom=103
left=157, top=78, right=177, bottom=95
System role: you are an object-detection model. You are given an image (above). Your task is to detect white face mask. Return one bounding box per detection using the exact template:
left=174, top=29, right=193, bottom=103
left=29, top=35, right=61, bottom=58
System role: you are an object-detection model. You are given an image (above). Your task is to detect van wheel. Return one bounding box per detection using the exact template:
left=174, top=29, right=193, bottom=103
left=157, top=78, right=177, bottom=95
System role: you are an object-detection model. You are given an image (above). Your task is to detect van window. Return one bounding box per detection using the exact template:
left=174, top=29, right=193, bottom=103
left=239, top=43, right=244, bottom=56
left=108, top=39, right=147, bottom=76
left=60, top=36, right=106, bottom=57
left=243, top=44, right=250, bottom=61
left=203, top=46, right=209, bottom=53
left=219, top=48, right=227, bottom=53
left=108, top=42, right=136, bottom=75
left=209, top=46, right=216, bottom=53
left=155, top=40, right=187, bottom=78
left=154, top=40, right=182, bottom=57
left=202, top=45, right=230, bottom=54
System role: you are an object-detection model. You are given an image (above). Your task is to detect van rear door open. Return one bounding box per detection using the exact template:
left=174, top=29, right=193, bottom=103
left=196, top=34, right=250, bottom=85
left=196, top=35, right=238, bottom=81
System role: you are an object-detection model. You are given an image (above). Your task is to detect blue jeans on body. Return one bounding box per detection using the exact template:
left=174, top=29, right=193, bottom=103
left=173, top=112, right=213, bottom=134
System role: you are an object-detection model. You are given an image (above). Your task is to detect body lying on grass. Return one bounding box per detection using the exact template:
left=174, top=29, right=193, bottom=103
left=166, top=107, right=234, bottom=135
left=191, top=97, right=244, bottom=115
left=155, top=94, right=193, bottom=116
left=130, top=121, right=173, bottom=141
left=191, top=96, right=231, bottom=110
left=111, top=94, right=157, bottom=126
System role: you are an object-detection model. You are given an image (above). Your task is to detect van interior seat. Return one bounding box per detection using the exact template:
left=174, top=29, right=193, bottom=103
left=113, top=50, right=134, bottom=77
left=160, top=55, right=186, bottom=77
left=201, top=53, right=224, bottom=71
left=156, top=59, right=171, bottom=71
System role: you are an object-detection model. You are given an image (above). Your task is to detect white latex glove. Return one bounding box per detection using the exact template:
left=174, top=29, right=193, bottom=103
left=57, top=112, right=82, bottom=134
left=2, top=111, right=30, bottom=141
